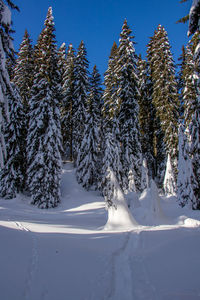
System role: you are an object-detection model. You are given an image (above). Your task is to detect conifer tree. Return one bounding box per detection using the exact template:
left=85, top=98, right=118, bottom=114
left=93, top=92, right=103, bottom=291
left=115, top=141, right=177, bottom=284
left=137, top=55, right=155, bottom=180
left=182, top=33, right=200, bottom=128
left=0, top=85, right=25, bottom=198
left=27, top=7, right=62, bottom=208
left=147, top=25, right=180, bottom=183
left=188, top=108, right=200, bottom=208
left=6, top=55, right=16, bottom=80
left=177, top=125, right=196, bottom=208
left=13, top=29, right=34, bottom=110
left=117, top=20, right=142, bottom=193
left=60, top=44, right=76, bottom=160
left=76, top=65, right=102, bottom=190
left=58, top=42, right=67, bottom=80
left=0, top=0, right=19, bottom=168
left=102, top=41, right=118, bottom=121
left=100, top=117, right=122, bottom=205
left=186, top=2, right=200, bottom=209
left=177, top=45, right=186, bottom=119
left=73, top=41, right=89, bottom=164
left=100, top=42, right=123, bottom=192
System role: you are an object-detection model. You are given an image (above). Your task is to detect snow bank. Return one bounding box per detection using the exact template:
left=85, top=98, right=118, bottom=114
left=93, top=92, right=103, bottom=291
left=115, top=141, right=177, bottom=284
left=136, top=180, right=169, bottom=225
left=104, top=170, right=138, bottom=231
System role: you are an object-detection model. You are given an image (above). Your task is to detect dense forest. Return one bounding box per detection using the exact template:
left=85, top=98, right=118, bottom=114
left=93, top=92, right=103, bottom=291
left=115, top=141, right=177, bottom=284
left=0, top=0, right=199, bottom=210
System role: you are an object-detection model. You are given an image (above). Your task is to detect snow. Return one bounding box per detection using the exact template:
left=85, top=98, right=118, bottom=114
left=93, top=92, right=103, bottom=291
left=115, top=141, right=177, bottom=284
left=0, top=162, right=200, bottom=300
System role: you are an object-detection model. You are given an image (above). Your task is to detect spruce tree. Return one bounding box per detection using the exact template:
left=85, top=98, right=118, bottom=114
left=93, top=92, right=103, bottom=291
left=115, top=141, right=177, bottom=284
left=100, top=117, right=122, bottom=206
left=73, top=41, right=89, bottom=164
left=177, top=125, right=196, bottom=208
left=147, top=25, right=180, bottom=184
left=0, top=85, right=25, bottom=198
left=100, top=42, right=123, bottom=192
left=137, top=55, right=155, bottom=180
left=182, top=33, right=200, bottom=128
left=13, top=29, right=34, bottom=110
left=177, top=45, right=186, bottom=120
left=188, top=108, right=200, bottom=208
left=0, top=0, right=19, bottom=168
left=76, top=65, right=102, bottom=190
left=102, top=41, right=118, bottom=121
left=27, top=7, right=62, bottom=208
left=60, top=44, right=76, bottom=160
left=117, top=20, right=142, bottom=193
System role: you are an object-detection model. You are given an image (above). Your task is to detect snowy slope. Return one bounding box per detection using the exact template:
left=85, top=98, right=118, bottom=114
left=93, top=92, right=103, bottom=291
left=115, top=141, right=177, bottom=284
left=0, top=163, right=200, bottom=300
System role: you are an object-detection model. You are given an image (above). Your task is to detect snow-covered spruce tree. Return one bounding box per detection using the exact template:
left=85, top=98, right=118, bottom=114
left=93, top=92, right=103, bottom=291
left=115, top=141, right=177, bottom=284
left=73, top=41, right=89, bottom=165
left=147, top=25, right=180, bottom=185
left=100, top=41, right=123, bottom=192
left=60, top=44, right=76, bottom=160
left=0, top=0, right=19, bottom=168
left=76, top=65, right=102, bottom=190
left=6, top=55, right=15, bottom=81
left=102, top=41, right=119, bottom=121
left=186, top=0, right=200, bottom=209
left=13, top=29, right=34, bottom=110
left=58, top=42, right=67, bottom=80
left=177, top=125, right=196, bottom=208
left=188, top=108, right=200, bottom=208
left=27, top=7, right=62, bottom=208
left=137, top=55, right=155, bottom=180
left=181, top=33, right=200, bottom=128
left=100, top=117, right=122, bottom=207
left=117, top=20, right=142, bottom=193
left=0, top=84, right=26, bottom=198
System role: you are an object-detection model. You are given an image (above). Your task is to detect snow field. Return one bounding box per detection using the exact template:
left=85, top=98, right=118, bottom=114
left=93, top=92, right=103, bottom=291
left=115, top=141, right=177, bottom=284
left=0, top=163, right=200, bottom=300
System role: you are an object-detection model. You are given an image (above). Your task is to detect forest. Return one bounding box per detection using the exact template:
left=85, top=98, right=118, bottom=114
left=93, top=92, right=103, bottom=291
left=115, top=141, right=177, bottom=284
left=0, top=0, right=199, bottom=211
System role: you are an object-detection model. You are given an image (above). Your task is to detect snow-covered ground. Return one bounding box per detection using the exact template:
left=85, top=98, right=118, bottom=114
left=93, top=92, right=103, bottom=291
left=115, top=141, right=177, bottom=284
left=0, top=163, right=200, bottom=300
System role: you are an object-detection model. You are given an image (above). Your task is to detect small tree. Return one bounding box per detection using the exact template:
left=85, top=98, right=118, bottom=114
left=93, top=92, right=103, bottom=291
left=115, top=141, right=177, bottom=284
left=163, top=154, right=176, bottom=196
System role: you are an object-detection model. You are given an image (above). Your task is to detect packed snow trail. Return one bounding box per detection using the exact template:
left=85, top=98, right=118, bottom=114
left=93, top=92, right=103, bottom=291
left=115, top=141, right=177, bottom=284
left=105, top=230, right=158, bottom=300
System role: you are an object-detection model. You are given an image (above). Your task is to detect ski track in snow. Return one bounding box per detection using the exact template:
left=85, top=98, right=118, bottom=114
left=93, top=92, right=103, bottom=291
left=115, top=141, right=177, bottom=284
left=106, top=229, right=158, bottom=300
left=14, top=222, right=40, bottom=300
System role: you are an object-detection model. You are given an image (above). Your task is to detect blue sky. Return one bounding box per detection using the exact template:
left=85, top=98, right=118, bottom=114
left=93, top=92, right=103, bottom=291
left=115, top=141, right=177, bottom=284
left=12, top=0, right=191, bottom=76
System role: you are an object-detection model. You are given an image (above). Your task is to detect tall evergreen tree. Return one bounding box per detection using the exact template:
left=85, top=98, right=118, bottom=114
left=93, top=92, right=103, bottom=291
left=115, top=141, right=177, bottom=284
left=13, top=29, right=34, bottom=110
left=177, top=45, right=186, bottom=119
left=182, top=33, right=200, bottom=128
left=137, top=55, right=155, bottom=180
left=117, top=20, right=142, bottom=193
left=76, top=65, right=102, bottom=190
left=177, top=125, right=197, bottom=208
left=100, top=117, right=122, bottom=205
left=60, top=44, right=76, bottom=160
left=100, top=42, right=123, bottom=192
left=0, top=85, right=25, bottom=198
left=186, top=1, right=200, bottom=209
left=147, top=25, right=180, bottom=184
left=0, top=0, right=19, bottom=168
left=27, top=7, right=62, bottom=208
left=102, top=41, right=119, bottom=121
left=73, top=41, right=89, bottom=164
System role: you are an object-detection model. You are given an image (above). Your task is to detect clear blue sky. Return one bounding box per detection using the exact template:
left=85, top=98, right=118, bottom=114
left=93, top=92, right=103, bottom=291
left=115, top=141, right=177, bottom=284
left=12, top=0, right=191, bottom=77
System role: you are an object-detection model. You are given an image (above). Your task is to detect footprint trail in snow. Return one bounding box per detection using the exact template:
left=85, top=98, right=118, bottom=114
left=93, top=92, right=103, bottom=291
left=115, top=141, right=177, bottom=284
left=107, top=231, right=158, bottom=300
